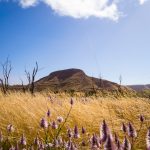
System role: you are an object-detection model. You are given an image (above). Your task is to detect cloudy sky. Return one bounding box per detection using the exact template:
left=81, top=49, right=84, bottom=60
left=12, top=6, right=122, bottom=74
left=0, top=0, right=150, bottom=85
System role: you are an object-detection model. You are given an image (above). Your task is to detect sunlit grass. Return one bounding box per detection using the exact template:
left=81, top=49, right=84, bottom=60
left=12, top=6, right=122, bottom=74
left=0, top=91, right=149, bottom=149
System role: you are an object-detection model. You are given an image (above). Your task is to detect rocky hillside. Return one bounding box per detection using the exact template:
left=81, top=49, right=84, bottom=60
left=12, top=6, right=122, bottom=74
left=35, top=68, right=129, bottom=92
left=128, top=84, right=150, bottom=91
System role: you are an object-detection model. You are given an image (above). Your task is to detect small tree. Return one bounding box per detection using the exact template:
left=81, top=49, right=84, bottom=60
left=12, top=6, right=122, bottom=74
left=118, top=75, right=123, bottom=95
left=25, top=62, right=38, bottom=95
left=0, top=58, right=12, bottom=94
left=25, top=70, right=31, bottom=91
left=119, top=75, right=122, bottom=86
left=20, top=79, right=26, bottom=93
left=98, top=74, right=104, bottom=90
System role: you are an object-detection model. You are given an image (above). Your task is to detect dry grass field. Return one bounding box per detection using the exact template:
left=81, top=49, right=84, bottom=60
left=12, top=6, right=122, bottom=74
left=0, top=92, right=150, bottom=149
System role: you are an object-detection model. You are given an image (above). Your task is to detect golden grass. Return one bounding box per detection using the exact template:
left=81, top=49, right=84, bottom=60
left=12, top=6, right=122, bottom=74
left=0, top=92, right=150, bottom=149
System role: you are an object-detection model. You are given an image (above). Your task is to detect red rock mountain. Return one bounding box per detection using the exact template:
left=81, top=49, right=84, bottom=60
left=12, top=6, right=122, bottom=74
left=35, top=68, right=126, bottom=92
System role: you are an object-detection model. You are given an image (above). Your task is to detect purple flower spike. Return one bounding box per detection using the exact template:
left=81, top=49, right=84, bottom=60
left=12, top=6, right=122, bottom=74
left=114, top=133, right=121, bottom=149
left=122, top=136, right=131, bottom=150
left=20, top=134, right=26, bottom=146
left=128, top=122, right=137, bottom=138
left=70, top=142, right=76, bottom=150
left=47, top=109, right=51, bottom=117
left=146, top=127, right=150, bottom=150
left=53, top=139, right=59, bottom=148
left=74, top=125, right=80, bottom=138
left=139, top=114, right=144, bottom=122
left=104, top=135, right=116, bottom=150
left=70, top=98, right=74, bottom=105
left=40, top=118, right=48, bottom=128
left=38, top=141, right=45, bottom=149
left=100, top=120, right=110, bottom=142
left=66, top=140, right=77, bottom=150
left=91, top=134, right=100, bottom=149
left=57, top=116, right=64, bottom=123
left=82, top=127, right=86, bottom=134
left=7, top=124, right=15, bottom=133
left=67, top=128, right=73, bottom=138
left=51, top=121, right=58, bottom=129
left=34, top=136, right=40, bottom=146
left=114, top=133, right=118, bottom=144
left=121, top=123, right=127, bottom=133
left=81, top=140, right=86, bottom=146
left=58, top=136, right=63, bottom=145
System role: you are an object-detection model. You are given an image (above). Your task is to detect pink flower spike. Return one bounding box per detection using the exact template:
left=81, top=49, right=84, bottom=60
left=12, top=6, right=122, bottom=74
left=40, top=118, right=48, bottom=128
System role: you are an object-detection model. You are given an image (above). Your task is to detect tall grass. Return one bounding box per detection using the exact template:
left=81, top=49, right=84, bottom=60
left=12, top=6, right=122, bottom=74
left=0, top=91, right=149, bottom=149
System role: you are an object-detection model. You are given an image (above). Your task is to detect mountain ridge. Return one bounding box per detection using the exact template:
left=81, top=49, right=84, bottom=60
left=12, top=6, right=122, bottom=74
left=35, top=68, right=130, bottom=92
left=128, top=84, right=150, bottom=91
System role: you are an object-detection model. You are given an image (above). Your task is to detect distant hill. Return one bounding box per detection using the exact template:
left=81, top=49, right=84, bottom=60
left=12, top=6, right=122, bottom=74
left=128, top=84, right=150, bottom=91
left=35, top=68, right=130, bottom=92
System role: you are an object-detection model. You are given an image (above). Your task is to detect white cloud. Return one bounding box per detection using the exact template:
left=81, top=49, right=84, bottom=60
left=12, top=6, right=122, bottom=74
left=20, top=0, right=38, bottom=8
left=139, top=0, right=148, bottom=5
left=1, top=0, right=149, bottom=21
left=19, top=0, right=121, bottom=21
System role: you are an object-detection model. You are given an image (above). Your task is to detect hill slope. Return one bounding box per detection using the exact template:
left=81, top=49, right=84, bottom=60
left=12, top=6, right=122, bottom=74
left=128, top=84, right=150, bottom=91
left=35, top=68, right=129, bottom=92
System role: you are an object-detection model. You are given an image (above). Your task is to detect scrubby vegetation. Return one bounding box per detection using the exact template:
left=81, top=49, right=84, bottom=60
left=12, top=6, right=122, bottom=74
left=0, top=92, right=149, bottom=149
left=137, top=89, right=150, bottom=99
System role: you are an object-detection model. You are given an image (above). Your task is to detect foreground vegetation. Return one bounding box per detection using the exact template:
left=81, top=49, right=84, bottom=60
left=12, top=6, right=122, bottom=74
left=0, top=92, right=150, bottom=149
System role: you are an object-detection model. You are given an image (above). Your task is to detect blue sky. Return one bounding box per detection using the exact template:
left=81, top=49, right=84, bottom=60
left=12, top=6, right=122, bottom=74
left=0, top=0, right=150, bottom=85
